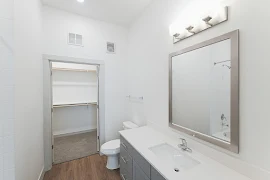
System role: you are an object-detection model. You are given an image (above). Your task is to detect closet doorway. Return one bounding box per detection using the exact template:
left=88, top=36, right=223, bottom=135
left=51, top=61, right=100, bottom=164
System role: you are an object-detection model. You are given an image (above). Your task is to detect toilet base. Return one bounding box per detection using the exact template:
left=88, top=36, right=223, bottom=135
left=106, top=154, right=120, bottom=170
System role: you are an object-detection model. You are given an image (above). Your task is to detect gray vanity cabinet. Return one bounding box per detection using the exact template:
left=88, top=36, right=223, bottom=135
left=133, top=161, right=150, bottom=180
left=120, top=136, right=166, bottom=180
left=131, top=147, right=151, bottom=177
left=120, top=145, right=133, bottom=175
left=120, top=136, right=133, bottom=180
left=120, top=166, right=132, bottom=180
left=151, top=167, right=166, bottom=180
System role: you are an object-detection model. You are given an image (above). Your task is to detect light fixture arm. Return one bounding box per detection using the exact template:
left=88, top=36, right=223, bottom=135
left=186, top=26, right=195, bottom=34
left=202, top=16, right=213, bottom=26
left=173, top=33, right=181, bottom=39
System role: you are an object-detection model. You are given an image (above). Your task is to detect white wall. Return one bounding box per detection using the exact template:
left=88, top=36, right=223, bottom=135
left=42, top=6, right=129, bottom=141
left=14, top=0, right=44, bottom=180
left=0, top=0, right=15, bottom=179
left=127, top=0, right=270, bottom=179
left=53, top=106, right=97, bottom=136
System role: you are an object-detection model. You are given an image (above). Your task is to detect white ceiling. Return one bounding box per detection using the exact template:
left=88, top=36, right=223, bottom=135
left=42, top=0, right=153, bottom=26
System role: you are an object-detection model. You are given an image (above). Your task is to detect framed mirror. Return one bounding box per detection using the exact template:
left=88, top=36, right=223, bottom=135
left=169, top=30, right=239, bottom=153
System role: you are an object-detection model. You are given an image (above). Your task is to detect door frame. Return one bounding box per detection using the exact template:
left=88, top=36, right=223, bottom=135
left=43, top=55, right=105, bottom=171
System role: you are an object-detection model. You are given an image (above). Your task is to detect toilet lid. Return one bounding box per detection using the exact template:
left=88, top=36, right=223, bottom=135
left=101, top=139, right=120, bottom=150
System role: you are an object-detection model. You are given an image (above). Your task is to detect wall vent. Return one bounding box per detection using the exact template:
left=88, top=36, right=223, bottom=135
left=68, top=33, right=83, bottom=46
left=107, top=42, right=115, bottom=53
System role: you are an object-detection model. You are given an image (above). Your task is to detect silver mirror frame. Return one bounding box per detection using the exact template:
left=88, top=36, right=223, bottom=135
left=169, top=30, right=239, bottom=153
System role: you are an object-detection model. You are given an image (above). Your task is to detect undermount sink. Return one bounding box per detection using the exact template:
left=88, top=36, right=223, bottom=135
left=149, top=143, right=200, bottom=172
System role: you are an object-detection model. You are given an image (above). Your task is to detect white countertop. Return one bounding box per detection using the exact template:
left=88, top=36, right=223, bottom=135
left=119, top=126, right=251, bottom=180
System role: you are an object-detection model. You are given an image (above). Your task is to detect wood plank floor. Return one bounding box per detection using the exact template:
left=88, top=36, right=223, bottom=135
left=44, top=154, right=121, bottom=180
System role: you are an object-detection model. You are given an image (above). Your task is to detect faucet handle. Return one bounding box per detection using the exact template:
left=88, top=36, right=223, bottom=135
left=179, top=138, right=187, bottom=145
left=178, top=138, right=192, bottom=153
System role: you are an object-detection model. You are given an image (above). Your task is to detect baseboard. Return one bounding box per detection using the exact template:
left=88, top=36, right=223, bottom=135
left=53, top=127, right=97, bottom=138
left=38, top=166, right=45, bottom=180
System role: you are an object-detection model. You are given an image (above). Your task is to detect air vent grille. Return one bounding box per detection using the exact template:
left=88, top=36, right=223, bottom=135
left=107, top=42, right=115, bottom=53
left=68, top=33, right=83, bottom=46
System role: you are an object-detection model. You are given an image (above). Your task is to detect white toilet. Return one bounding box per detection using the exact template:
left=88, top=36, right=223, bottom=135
left=101, top=121, right=138, bottom=170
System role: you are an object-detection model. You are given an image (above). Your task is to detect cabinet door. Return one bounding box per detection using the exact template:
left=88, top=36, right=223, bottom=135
left=151, top=167, right=166, bottom=180
left=120, top=145, right=133, bottom=175
left=133, top=161, right=150, bottom=180
left=120, top=166, right=132, bottom=180
left=130, top=148, right=151, bottom=177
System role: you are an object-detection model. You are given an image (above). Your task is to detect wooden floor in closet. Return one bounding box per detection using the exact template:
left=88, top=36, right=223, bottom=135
left=43, top=154, right=121, bottom=180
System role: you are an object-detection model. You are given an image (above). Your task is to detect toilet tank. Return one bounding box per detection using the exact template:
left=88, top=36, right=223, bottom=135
left=123, top=121, right=139, bottom=130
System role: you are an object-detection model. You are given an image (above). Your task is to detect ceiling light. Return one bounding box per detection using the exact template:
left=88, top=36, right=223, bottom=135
left=77, top=0, right=84, bottom=3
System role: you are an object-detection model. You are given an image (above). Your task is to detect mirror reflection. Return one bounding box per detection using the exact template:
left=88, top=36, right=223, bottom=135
left=171, top=39, right=231, bottom=142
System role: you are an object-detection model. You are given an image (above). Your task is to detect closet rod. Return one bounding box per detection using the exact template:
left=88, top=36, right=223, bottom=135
left=53, top=102, right=97, bottom=108
left=213, top=60, right=231, bottom=65
left=126, top=95, right=144, bottom=100
left=52, top=67, right=96, bottom=72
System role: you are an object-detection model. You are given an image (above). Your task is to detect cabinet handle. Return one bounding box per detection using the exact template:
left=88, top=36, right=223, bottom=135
left=121, top=142, right=127, bottom=149
left=121, top=156, right=127, bottom=164
left=121, top=174, right=126, bottom=180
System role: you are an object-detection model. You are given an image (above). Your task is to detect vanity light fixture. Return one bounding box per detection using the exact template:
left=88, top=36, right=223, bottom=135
left=202, top=16, right=213, bottom=26
left=170, top=5, right=228, bottom=44
left=77, top=0, right=84, bottom=3
left=186, top=26, right=196, bottom=34
left=173, top=33, right=181, bottom=39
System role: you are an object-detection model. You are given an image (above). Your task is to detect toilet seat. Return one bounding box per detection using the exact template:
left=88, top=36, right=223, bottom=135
left=101, top=139, right=120, bottom=155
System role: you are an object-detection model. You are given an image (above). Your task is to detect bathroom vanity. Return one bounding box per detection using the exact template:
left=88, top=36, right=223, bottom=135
left=120, top=135, right=165, bottom=180
left=119, top=126, right=251, bottom=180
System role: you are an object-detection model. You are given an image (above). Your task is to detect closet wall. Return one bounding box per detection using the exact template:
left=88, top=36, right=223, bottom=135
left=52, top=62, right=98, bottom=137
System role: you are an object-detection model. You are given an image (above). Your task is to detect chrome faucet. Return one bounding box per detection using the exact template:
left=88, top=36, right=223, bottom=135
left=178, top=138, right=192, bottom=153
left=221, top=114, right=229, bottom=128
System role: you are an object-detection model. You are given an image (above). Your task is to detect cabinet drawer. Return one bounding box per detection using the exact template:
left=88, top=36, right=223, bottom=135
left=120, top=145, right=133, bottom=174
left=120, top=136, right=133, bottom=154
left=151, top=167, right=166, bottom=180
left=120, top=167, right=132, bottom=180
left=131, top=148, right=151, bottom=178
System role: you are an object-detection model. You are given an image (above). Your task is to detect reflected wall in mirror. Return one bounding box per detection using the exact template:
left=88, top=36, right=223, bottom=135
left=169, top=30, right=239, bottom=153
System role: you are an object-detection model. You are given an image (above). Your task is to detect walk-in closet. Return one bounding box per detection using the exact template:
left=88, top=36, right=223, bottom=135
left=51, top=62, right=99, bottom=164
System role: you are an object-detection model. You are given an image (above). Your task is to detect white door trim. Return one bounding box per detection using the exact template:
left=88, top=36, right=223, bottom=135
left=43, top=54, right=105, bottom=171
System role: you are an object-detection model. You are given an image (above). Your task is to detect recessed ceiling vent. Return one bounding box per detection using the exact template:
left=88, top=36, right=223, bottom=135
left=68, top=33, right=83, bottom=46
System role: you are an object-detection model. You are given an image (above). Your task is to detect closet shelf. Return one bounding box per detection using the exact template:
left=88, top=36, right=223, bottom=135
left=53, top=82, right=97, bottom=86
left=53, top=102, right=97, bottom=108
left=52, top=67, right=96, bottom=72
